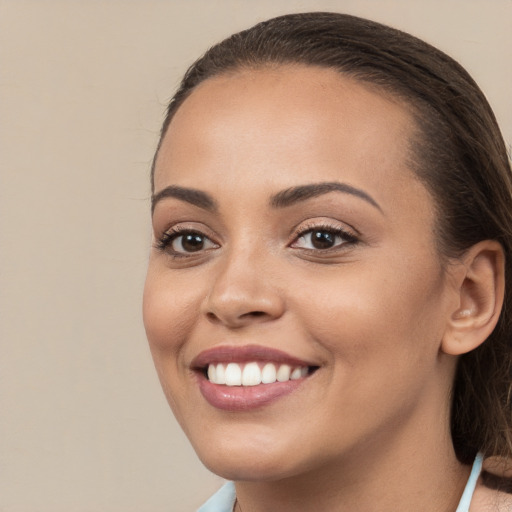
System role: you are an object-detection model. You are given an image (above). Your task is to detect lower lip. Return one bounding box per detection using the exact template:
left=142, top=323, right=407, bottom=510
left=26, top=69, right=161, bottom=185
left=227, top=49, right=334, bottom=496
left=197, top=375, right=306, bottom=411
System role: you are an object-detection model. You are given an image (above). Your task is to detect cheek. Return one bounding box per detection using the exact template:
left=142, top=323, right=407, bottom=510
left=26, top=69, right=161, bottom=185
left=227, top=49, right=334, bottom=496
left=290, top=256, right=448, bottom=362
left=142, top=267, right=202, bottom=364
left=142, top=269, right=202, bottom=421
left=287, top=260, right=450, bottom=437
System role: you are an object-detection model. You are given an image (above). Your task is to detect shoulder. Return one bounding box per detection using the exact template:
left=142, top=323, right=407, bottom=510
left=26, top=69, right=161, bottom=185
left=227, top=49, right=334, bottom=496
left=470, top=457, right=512, bottom=512
left=470, top=485, right=512, bottom=511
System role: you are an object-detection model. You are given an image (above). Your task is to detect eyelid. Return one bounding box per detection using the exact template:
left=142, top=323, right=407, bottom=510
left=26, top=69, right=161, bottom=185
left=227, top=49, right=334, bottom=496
left=154, top=221, right=219, bottom=242
left=290, top=219, right=359, bottom=241
left=289, top=219, right=360, bottom=251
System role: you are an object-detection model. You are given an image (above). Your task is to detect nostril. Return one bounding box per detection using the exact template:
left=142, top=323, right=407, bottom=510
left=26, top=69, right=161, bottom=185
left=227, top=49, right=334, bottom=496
left=204, top=298, right=283, bottom=326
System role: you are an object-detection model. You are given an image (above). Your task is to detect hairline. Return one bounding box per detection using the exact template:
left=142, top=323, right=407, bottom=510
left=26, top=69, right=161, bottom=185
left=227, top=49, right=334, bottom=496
left=151, top=61, right=428, bottom=189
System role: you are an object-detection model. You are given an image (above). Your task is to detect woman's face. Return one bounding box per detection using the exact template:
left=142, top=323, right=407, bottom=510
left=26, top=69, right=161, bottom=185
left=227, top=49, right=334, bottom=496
left=144, top=66, right=459, bottom=480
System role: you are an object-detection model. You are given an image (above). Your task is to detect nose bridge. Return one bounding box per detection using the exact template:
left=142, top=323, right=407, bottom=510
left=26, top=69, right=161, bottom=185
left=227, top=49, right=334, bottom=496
left=203, top=237, right=284, bottom=327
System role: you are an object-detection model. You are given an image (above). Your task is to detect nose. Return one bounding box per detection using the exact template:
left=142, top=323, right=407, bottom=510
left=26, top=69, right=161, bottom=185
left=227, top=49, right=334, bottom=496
left=202, top=250, right=285, bottom=328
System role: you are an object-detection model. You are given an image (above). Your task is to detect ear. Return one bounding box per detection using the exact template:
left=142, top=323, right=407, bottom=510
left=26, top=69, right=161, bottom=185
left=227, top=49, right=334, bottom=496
left=441, top=240, right=505, bottom=356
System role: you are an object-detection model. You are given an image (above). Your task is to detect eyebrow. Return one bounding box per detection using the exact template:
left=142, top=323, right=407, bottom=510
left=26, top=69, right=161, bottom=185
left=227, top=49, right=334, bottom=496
left=151, top=185, right=217, bottom=214
left=151, top=181, right=382, bottom=215
left=270, top=182, right=382, bottom=212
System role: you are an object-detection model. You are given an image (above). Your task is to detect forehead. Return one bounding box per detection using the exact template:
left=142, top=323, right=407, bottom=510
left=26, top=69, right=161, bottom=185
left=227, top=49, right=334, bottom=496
left=154, top=65, right=420, bottom=200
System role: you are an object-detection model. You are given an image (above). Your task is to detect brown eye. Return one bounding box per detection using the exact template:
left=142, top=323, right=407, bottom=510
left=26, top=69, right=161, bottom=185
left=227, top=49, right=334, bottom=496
left=292, top=227, right=358, bottom=251
left=170, top=231, right=217, bottom=254
left=311, top=231, right=336, bottom=249
left=174, top=233, right=204, bottom=252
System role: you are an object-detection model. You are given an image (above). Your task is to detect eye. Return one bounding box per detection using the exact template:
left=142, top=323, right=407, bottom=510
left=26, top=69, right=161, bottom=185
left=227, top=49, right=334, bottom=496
left=292, top=225, right=358, bottom=251
left=156, top=228, right=218, bottom=255
left=172, top=232, right=216, bottom=253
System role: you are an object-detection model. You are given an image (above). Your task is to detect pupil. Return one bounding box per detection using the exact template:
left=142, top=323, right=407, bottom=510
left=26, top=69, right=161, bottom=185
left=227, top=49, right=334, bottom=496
left=182, top=234, right=204, bottom=252
left=312, top=231, right=334, bottom=249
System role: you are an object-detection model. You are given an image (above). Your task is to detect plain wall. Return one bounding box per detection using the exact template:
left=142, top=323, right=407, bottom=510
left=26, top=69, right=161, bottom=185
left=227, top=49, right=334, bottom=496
left=1, top=1, right=510, bottom=510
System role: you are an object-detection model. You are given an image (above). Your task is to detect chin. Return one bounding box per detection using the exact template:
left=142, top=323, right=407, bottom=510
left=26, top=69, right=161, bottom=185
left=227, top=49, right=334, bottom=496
left=200, top=453, right=297, bottom=482
left=190, top=428, right=304, bottom=482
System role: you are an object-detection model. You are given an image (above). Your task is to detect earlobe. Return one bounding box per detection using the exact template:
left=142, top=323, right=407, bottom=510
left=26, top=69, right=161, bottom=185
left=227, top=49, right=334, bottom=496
left=441, top=240, right=505, bottom=356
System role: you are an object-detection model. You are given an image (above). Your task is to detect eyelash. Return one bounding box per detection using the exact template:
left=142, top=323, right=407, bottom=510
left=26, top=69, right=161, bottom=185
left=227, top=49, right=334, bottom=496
left=154, top=225, right=218, bottom=258
left=155, top=222, right=359, bottom=258
left=290, top=222, right=359, bottom=252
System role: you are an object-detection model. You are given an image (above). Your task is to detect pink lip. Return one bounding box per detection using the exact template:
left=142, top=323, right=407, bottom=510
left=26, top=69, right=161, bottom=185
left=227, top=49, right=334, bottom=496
left=191, top=344, right=312, bottom=368
left=191, top=345, right=317, bottom=412
left=198, top=378, right=306, bottom=411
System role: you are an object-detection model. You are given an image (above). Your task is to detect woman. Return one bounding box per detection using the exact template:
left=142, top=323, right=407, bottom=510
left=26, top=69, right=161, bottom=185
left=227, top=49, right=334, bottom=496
left=143, top=12, right=512, bottom=511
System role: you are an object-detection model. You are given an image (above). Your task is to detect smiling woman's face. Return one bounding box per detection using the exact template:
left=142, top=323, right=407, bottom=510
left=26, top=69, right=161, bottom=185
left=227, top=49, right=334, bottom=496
left=143, top=66, right=460, bottom=481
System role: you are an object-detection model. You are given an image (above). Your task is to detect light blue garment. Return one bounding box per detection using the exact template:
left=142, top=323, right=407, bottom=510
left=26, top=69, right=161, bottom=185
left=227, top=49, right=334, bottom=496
left=455, top=452, right=483, bottom=512
left=197, top=453, right=484, bottom=512
left=197, top=481, right=236, bottom=512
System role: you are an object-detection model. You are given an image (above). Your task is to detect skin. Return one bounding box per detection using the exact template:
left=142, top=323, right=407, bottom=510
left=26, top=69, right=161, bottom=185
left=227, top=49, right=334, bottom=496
left=143, top=65, right=499, bottom=511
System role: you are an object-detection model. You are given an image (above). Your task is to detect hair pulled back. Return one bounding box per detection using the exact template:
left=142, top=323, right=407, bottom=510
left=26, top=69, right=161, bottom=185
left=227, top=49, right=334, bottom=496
left=152, top=12, right=512, bottom=464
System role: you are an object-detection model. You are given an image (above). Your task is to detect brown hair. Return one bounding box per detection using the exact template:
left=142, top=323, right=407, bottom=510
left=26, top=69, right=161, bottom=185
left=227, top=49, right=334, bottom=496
left=152, top=12, right=512, bottom=464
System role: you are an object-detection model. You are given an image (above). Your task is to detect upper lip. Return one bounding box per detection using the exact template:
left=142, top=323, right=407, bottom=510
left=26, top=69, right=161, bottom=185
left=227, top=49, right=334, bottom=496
left=191, top=344, right=316, bottom=369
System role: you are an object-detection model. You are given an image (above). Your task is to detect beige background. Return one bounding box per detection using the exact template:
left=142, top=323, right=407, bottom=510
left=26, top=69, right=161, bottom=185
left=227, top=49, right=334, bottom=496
left=0, top=1, right=510, bottom=511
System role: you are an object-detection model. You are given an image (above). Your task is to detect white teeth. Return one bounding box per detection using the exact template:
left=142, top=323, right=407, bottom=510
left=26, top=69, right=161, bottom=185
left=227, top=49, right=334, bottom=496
left=261, top=363, right=277, bottom=384
left=276, top=364, right=291, bottom=382
left=207, top=364, right=216, bottom=382
left=206, top=362, right=309, bottom=386
left=242, top=362, right=261, bottom=386
left=224, top=363, right=242, bottom=386
left=216, top=364, right=226, bottom=384
left=290, top=367, right=302, bottom=380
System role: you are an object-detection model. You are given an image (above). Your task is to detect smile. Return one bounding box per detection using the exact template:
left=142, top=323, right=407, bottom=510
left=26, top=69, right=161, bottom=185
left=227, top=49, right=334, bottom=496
left=192, top=345, right=319, bottom=411
left=207, top=362, right=309, bottom=386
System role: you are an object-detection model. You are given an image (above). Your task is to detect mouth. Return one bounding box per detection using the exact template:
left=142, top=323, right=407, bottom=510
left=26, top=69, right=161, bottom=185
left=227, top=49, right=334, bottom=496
left=205, top=361, right=315, bottom=386
left=191, top=345, right=320, bottom=411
